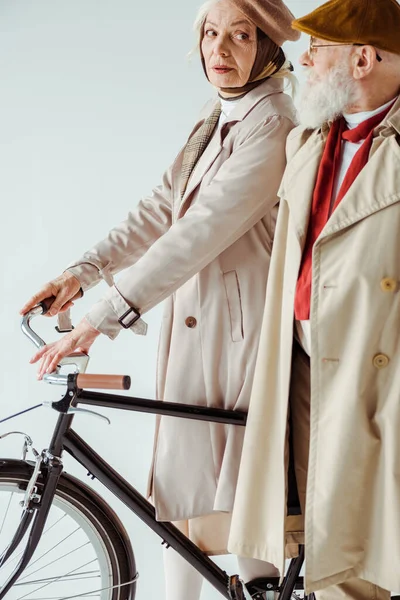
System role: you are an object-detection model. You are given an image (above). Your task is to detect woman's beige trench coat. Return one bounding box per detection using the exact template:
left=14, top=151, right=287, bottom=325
left=67, top=78, right=296, bottom=549
left=229, top=96, right=400, bottom=592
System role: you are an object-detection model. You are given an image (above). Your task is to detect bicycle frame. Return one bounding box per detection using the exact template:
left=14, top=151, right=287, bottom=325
left=66, top=381, right=249, bottom=599
left=0, top=375, right=305, bottom=600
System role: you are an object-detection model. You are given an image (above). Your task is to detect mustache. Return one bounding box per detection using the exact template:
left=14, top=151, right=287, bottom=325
left=303, top=68, right=320, bottom=84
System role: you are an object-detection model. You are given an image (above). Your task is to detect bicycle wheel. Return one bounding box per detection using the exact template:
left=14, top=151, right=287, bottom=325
left=0, top=459, right=136, bottom=600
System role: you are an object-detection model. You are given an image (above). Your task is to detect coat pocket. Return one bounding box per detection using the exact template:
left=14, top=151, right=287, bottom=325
left=223, top=270, right=244, bottom=342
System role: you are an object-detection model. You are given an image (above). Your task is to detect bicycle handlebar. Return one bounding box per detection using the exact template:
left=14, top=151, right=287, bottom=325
left=21, top=300, right=131, bottom=391
left=76, top=374, right=131, bottom=390
left=38, top=296, right=57, bottom=315
left=21, top=304, right=47, bottom=349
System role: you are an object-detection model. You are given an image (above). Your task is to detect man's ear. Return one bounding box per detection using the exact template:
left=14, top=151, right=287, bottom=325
left=352, top=45, right=377, bottom=80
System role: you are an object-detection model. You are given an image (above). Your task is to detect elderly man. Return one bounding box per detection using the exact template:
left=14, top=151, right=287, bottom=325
left=228, top=0, right=400, bottom=599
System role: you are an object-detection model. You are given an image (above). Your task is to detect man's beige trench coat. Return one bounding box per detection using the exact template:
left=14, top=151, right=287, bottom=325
left=67, top=78, right=296, bottom=547
left=229, top=96, right=400, bottom=591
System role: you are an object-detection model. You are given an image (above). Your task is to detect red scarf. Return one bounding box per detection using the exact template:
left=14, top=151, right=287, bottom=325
left=294, top=103, right=394, bottom=321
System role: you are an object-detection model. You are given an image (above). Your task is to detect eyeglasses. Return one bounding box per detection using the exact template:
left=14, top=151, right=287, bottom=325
left=308, top=37, right=382, bottom=62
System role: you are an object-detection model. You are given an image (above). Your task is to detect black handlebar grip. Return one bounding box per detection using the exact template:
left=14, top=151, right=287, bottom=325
left=39, top=296, right=57, bottom=315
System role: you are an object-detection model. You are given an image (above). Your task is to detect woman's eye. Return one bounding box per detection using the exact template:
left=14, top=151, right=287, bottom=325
left=205, top=29, right=217, bottom=37
left=235, top=32, right=249, bottom=41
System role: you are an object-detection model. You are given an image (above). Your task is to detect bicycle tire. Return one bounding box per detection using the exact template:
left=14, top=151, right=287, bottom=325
left=0, top=458, right=136, bottom=600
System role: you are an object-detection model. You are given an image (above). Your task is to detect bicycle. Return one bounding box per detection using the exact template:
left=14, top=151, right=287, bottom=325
left=0, top=301, right=309, bottom=600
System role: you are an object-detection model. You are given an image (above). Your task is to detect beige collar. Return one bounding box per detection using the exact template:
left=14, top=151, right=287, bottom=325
left=380, top=95, right=400, bottom=135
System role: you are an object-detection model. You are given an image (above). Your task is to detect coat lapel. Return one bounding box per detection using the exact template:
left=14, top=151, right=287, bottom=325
left=281, top=133, right=325, bottom=249
left=283, top=99, right=400, bottom=245
left=177, top=78, right=287, bottom=218
left=318, top=96, right=400, bottom=239
left=178, top=119, right=224, bottom=216
left=319, top=133, right=400, bottom=240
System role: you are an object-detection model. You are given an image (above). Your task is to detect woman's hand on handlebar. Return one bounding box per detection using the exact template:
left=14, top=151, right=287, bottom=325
left=20, top=272, right=82, bottom=317
left=30, top=318, right=101, bottom=380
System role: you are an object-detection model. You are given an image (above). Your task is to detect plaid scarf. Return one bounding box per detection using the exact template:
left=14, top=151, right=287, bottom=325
left=180, top=104, right=222, bottom=198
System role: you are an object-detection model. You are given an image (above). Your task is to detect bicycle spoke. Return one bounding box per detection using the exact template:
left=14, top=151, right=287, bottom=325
left=59, top=588, right=108, bottom=600
left=18, top=527, right=81, bottom=577
left=3, top=513, right=69, bottom=569
left=0, top=492, right=14, bottom=539
left=15, top=559, right=97, bottom=600
left=18, top=539, right=90, bottom=581
left=55, top=574, right=139, bottom=600
left=20, top=597, right=101, bottom=600
left=15, top=571, right=100, bottom=586
left=0, top=476, right=134, bottom=600
left=42, top=514, right=68, bottom=537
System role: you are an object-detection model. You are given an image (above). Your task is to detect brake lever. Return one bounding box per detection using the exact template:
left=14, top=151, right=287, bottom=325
left=67, top=407, right=111, bottom=424
left=41, top=397, right=110, bottom=424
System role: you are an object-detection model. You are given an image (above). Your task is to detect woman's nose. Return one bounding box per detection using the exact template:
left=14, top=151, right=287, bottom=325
left=213, top=37, right=229, bottom=57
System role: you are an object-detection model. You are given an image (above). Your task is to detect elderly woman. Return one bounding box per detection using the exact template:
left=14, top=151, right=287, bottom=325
left=22, top=0, right=299, bottom=597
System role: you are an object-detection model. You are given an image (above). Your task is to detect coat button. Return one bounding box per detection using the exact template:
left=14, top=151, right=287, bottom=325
left=185, top=316, right=197, bottom=329
left=380, top=277, right=397, bottom=292
left=373, top=353, right=390, bottom=369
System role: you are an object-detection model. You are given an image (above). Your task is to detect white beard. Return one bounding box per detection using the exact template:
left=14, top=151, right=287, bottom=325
left=297, top=63, right=360, bottom=129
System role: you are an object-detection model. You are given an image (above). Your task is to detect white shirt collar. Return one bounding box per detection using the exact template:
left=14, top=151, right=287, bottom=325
left=220, top=96, right=242, bottom=119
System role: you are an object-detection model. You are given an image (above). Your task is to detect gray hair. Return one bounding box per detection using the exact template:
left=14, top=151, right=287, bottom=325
left=189, top=0, right=221, bottom=57
left=193, top=0, right=222, bottom=39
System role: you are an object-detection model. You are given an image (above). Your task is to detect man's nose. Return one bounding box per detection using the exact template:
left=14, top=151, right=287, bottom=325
left=300, top=49, right=313, bottom=67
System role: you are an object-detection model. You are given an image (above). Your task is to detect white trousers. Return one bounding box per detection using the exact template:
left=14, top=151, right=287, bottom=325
left=163, top=547, right=279, bottom=600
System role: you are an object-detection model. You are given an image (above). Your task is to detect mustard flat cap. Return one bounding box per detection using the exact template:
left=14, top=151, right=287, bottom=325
left=230, top=0, right=301, bottom=46
left=292, top=0, right=400, bottom=56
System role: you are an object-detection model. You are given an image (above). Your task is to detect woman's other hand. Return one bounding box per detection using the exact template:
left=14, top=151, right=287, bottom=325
left=20, top=271, right=82, bottom=317
left=30, top=318, right=101, bottom=379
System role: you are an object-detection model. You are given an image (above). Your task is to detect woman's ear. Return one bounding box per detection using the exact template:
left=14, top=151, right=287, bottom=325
left=352, top=45, right=377, bottom=80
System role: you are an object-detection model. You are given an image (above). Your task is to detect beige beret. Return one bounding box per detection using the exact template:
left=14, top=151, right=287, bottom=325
left=229, top=0, right=300, bottom=46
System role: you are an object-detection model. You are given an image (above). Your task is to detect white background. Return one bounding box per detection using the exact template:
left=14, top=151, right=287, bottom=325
left=0, top=1, right=319, bottom=598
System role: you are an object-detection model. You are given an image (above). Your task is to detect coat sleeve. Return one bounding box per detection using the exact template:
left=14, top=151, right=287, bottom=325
left=86, top=114, right=294, bottom=339
left=65, top=167, right=174, bottom=291
left=65, top=101, right=215, bottom=291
